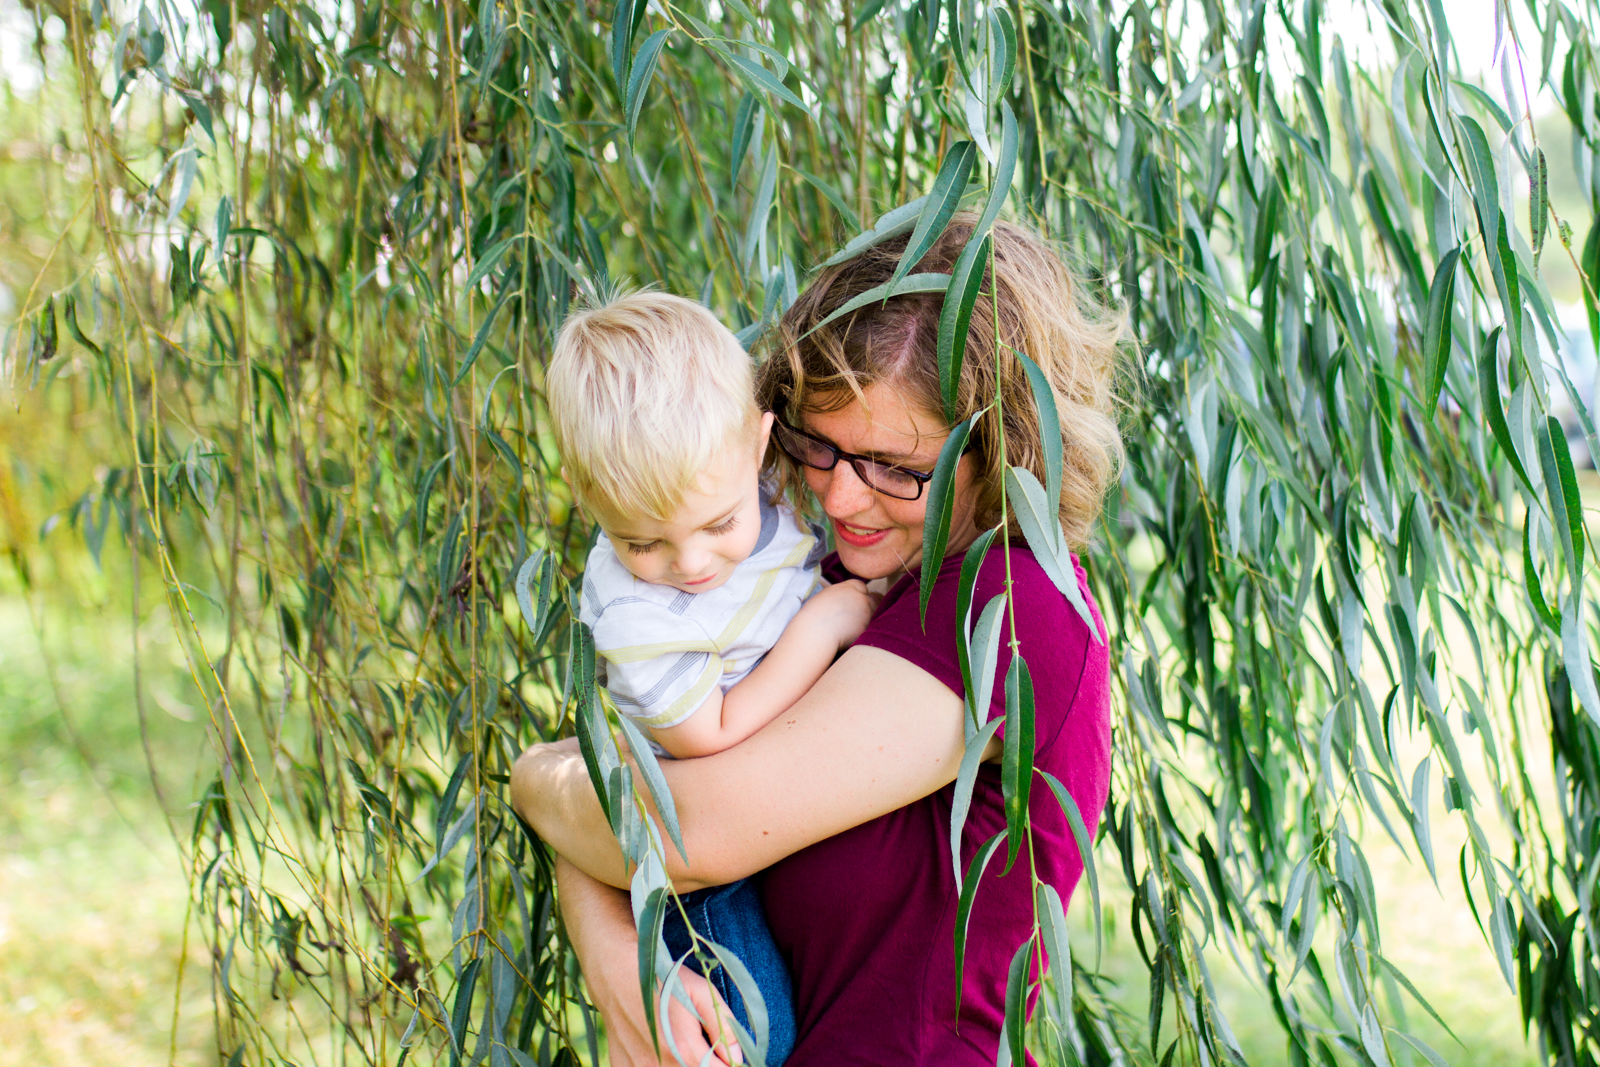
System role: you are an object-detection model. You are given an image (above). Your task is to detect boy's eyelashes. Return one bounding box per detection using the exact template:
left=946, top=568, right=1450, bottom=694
left=620, top=515, right=740, bottom=556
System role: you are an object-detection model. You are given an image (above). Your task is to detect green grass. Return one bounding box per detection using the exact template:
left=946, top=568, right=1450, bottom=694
left=0, top=584, right=1539, bottom=1066
left=0, top=591, right=213, bottom=1066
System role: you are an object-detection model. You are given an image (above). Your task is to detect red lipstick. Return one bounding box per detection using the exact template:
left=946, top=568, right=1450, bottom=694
left=832, top=518, right=888, bottom=548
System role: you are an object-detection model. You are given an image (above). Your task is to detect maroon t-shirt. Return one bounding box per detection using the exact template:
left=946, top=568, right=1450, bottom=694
left=761, top=544, right=1112, bottom=1065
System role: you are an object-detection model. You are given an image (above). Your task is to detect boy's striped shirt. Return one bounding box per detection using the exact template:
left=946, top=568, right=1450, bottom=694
left=580, top=494, right=825, bottom=736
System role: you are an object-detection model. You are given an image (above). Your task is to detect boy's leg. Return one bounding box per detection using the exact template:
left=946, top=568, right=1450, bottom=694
left=660, top=878, right=797, bottom=1066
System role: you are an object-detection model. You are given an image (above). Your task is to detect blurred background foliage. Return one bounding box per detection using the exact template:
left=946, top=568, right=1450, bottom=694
left=1, top=0, right=1597, bottom=1063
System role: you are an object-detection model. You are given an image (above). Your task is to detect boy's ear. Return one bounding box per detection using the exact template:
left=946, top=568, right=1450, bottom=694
left=755, top=411, right=776, bottom=458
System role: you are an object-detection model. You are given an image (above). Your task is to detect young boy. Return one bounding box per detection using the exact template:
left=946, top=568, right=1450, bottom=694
left=545, top=289, right=877, bottom=1065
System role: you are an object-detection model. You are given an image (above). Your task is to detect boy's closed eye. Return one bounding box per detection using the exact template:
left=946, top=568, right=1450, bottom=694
left=621, top=514, right=741, bottom=555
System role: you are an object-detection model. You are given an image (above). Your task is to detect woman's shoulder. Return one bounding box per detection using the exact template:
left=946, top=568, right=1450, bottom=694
left=849, top=541, right=1106, bottom=706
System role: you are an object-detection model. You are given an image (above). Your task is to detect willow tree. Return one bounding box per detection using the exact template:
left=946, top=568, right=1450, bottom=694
left=7, top=0, right=1599, bottom=1061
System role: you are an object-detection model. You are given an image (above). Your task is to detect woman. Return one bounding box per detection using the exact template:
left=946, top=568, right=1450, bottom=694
left=512, top=214, right=1125, bottom=1065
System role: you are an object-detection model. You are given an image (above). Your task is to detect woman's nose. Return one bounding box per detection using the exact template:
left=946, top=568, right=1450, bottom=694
left=820, top=460, right=875, bottom=516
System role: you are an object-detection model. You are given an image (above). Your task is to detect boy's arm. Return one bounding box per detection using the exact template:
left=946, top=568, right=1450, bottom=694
left=650, top=580, right=879, bottom=759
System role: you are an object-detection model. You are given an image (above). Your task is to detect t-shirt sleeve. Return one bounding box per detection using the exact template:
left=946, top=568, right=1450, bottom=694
left=852, top=547, right=1101, bottom=740
left=851, top=567, right=966, bottom=700
left=589, top=600, right=724, bottom=730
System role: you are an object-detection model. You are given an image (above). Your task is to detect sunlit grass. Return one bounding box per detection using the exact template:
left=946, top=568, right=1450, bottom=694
left=0, top=593, right=211, bottom=1066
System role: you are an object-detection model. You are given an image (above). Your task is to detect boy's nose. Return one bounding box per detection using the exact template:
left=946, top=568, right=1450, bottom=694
left=673, top=545, right=712, bottom=576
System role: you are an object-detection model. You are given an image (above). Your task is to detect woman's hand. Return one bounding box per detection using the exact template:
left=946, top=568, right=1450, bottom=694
left=556, top=857, right=744, bottom=1066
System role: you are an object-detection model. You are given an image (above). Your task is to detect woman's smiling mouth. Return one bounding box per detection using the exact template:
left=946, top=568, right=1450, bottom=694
left=832, top=518, right=889, bottom=547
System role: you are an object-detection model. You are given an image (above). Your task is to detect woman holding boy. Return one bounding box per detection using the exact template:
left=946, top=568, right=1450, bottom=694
left=512, top=215, right=1125, bottom=1066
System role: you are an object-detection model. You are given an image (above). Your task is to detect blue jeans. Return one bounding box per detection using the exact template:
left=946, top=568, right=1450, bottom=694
left=661, top=878, right=796, bottom=1066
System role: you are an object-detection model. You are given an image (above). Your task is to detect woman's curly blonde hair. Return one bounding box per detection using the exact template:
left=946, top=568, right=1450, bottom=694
left=757, top=213, right=1128, bottom=549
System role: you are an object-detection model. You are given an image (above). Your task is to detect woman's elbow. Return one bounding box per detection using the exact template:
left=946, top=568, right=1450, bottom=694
left=509, top=739, right=570, bottom=830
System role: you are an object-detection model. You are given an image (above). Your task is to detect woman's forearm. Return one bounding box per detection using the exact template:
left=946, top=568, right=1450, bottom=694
left=512, top=738, right=631, bottom=887
left=514, top=646, right=976, bottom=893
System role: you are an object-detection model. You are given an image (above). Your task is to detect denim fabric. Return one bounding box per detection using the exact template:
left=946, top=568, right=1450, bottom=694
left=661, top=877, right=796, bottom=1066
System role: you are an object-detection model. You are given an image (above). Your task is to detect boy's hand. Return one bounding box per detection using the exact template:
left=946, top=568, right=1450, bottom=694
left=800, top=579, right=882, bottom=652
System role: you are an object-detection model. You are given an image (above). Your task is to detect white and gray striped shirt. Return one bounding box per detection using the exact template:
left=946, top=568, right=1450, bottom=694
left=579, top=493, right=825, bottom=736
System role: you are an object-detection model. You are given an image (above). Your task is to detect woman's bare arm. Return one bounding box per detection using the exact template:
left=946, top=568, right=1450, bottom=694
left=512, top=645, right=988, bottom=891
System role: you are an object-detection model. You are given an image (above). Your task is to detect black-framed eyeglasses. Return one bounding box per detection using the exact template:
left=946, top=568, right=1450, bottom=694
left=770, top=417, right=938, bottom=501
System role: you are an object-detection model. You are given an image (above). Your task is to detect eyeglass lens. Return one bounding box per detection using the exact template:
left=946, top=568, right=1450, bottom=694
left=772, top=421, right=924, bottom=500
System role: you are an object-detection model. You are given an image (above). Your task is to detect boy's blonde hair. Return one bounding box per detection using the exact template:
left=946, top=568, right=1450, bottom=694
left=548, top=290, right=759, bottom=521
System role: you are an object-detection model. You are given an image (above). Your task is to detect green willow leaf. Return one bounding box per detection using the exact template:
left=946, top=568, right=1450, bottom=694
left=1561, top=595, right=1600, bottom=725
left=1036, top=883, right=1076, bottom=1045
left=514, top=550, right=562, bottom=649
left=793, top=167, right=861, bottom=231
left=610, top=0, right=635, bottom=91
left=449, top=956, right=482, bottom=1067
left=614, top=714, right=686, bottom=862
left=742, top=143, right=778, bottom=271
left=722, top=51, right=812, bottom=119
left=62, top=294, right=101, bottom=358
left=1532, top=148, right=1550, bottom=259
left=699, top=941, right=768, bottom=1064
left=973, top=103, right=1017, bottom=238
left=956, top=526, right=1001, bottom=712
left=466, top=235, right=517, bottom=293
left=636, top=886, right=668, bottom=1048
left=415, top=451, right=452, bottom=542
left=1422, top=247, right=1460, bottom=413
left=1539, top=416, right=1585, bottom=576
left=729, top=91, right=759, bottom=188
left=1476, top=326, right=1533, bottom=492
left=1251, top=178, right=1282, bottom=292
left=890, top=140, right=977, bottom=292
left=1001, top=654, right=1035, bottom=873
left=919, top=413, right=979, bottom=626
left=986, top=8, right=1017, bottom=104
left=624, top=30, right=670, bottom=149
left=452, top=276, right=515, bottom=387
left=819, top=197, right=928, bottom=267
left=1375, top=954, right=1462, bottom=1046
left=966, top=594, right=1007, bottom=732
left=1003, top=466, right=1101, bottom=641
left=852, top=0, right=890, bottom=28
left=953, top=831, right=1005, bottom=1016
left=936, top=232, right=991, bottom=420
left=935, top=106, right=1016, bottom=419
left=1410, top=757, right=1437, bottom=886
left=1017, top=350, right=1062, bottom=503
left=1003, top=936, right=1032, bottom=1067
left=949, top=716, right=1003, bottom=885
left=804, top=272, right=951, bottom=337
left=569, top=622, right=614, bottom=831
left=1039, top=769, right=1102, bottom=964
left=1458, top=115, right=1501, bottom=243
